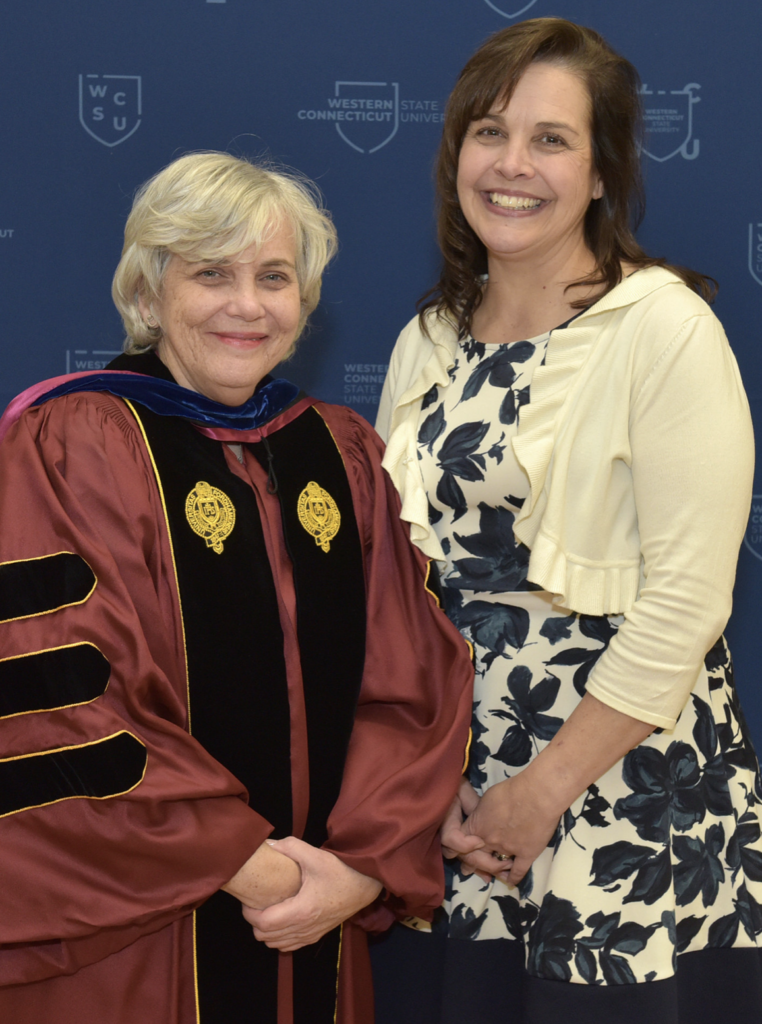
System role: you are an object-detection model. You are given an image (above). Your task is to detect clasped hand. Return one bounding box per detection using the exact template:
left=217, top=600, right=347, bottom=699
left=441, top=775, right=562, bottom=886
left=243, top=837, right=382, bottom=952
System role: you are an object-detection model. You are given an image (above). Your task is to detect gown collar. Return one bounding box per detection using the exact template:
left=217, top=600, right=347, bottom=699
left=0, top=349, right=305, bottom=440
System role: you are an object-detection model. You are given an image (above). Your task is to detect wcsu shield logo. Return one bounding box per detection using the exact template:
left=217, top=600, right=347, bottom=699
left=79, top=75, right=142, bottom=147
left=332, top=81, right=399, bottom=153
left=749, top=224, right=762, bottom=288
left=641, top=84, right=700, bottom=162
left=744, top=496, right=762, bottom=563
left=483, top=0, right=539, bottom=17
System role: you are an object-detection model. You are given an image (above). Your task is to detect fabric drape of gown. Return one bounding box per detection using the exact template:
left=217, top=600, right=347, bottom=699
left=0, top=361, right=474, bottom=1024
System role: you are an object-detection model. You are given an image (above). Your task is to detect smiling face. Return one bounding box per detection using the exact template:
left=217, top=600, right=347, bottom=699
left=139, top=223, right=302, bottom=406
left=456, top=61, right=603, bottom=270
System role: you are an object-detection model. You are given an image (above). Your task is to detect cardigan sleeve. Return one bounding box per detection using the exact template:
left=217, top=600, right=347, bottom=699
left=375, top=342, right=399, bottom=441
left=585, top=309, right=754, bottom=729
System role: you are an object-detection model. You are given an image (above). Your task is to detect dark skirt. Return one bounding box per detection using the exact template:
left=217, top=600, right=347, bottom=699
left=370, top=923, right=762, bottom=1024
left=370, top=628, right=762, bottom=1022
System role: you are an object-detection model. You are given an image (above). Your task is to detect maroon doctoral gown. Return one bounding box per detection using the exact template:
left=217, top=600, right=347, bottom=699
left=0, top=364, right=473, bottom=1024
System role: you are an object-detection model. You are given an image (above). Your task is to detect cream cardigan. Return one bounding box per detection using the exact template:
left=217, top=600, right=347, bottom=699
left=377, top=267, right=754, bottom=729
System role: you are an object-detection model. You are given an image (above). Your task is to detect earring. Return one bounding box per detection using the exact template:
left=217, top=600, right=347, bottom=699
left=145, top=314, right=159, bottom=329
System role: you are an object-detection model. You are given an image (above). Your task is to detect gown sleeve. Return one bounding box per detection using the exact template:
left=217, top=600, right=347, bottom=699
left=316, top=404, right=474, bottom=924
left=0, top=393, right=270, bottom=986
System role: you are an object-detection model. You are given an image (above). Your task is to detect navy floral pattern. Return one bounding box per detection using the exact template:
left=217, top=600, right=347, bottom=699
left=409, top=332, right=762, bottom=986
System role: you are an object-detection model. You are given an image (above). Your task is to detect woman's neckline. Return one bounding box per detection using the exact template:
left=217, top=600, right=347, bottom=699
left=466, top=307, right=587, bottom=349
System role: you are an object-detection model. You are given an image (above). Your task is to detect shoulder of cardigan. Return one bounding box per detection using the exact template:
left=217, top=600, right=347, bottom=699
left=572, top=266, right=685, bottom=323
left=417, top=266, right=685, bottom=347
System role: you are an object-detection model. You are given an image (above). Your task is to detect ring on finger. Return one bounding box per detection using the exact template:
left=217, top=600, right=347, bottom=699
left=492, top=851, right=513, bottom=862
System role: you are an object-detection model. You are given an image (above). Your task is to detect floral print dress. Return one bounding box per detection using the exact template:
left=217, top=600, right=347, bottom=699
left=413, top=330, right=762, bottom=988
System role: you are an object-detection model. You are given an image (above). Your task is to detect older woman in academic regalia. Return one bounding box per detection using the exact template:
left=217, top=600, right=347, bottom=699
left=0, top=152, right=473, bottom=1024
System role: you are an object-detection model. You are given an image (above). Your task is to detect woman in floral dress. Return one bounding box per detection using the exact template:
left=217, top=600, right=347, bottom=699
left=372, top=17, right=762, bottom=1024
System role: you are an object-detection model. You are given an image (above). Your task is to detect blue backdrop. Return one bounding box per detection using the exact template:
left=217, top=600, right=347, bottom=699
left=3, top=0, right=761, bottom=741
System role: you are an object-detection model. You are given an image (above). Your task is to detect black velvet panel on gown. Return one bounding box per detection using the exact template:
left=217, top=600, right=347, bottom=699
left=116, top=360, right=366, bottom=1024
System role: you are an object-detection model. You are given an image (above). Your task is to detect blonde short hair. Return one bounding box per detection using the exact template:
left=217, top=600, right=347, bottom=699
left=112, top=152, right=337, bottom=352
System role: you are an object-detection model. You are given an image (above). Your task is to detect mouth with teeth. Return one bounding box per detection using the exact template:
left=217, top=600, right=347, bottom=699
left=488, top=193, right=543, bottom=210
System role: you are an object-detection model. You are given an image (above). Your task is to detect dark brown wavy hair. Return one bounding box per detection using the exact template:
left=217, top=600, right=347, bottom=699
left=420, top=18, right=715, bottom=337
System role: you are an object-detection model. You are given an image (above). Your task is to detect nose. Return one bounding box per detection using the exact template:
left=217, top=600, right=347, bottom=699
left=225, top=276, right=266, bottom=320
left=493, top=138, right=535, bottom=181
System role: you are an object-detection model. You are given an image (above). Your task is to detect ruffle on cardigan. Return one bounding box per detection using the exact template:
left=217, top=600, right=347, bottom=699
left=381, top=318, right=458, bottom=561
left=382, top=268, right=683, bottom=613
left=510, top=310, right=644, bottom=613
left=511, top=268, right=680, bottom=614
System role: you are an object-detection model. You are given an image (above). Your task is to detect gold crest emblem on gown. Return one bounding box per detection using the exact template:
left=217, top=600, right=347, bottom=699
left=185, top=481, right=236, bottom=554
left=297, top=481, right=341, bottom=553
